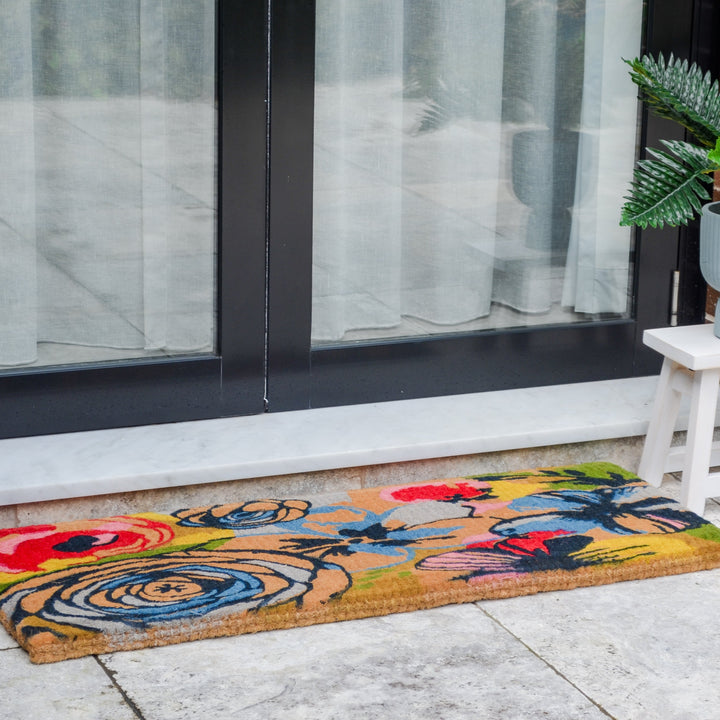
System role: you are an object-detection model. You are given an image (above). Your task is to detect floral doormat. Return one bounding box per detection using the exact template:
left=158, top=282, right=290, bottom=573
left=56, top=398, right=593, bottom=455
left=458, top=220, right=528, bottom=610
left=3, top=462, right=720, bottom=664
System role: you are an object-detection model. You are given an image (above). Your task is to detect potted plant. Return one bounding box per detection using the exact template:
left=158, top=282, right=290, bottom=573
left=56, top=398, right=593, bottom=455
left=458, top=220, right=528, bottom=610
left=620, top=54, right=720, bottom=335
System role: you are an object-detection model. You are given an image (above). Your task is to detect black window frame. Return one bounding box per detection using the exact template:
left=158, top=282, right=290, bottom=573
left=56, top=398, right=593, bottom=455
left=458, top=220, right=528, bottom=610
left=0, top=0, right=713, bottom=439
left=266, top=0, right=710, bottom=412
left=0, top=0, right=268, bottom=439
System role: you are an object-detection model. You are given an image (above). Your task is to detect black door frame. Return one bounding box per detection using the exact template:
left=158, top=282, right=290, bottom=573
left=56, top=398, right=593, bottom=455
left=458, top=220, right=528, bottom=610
left=266, top=0, right=705, bottom=412
left=0, top=0, right=268, bottom=439
left=634, top=0, right=720, bottom=370
left=1, top=0, right=713, bottom=439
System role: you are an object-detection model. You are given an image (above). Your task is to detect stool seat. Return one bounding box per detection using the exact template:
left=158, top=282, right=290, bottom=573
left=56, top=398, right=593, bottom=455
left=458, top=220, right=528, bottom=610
left=642, top=324, right=720, bottom=370
left=638, top=324, right=720, bottom=515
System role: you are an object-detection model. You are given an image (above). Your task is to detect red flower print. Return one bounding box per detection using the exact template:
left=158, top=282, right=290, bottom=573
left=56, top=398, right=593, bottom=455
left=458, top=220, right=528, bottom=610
left=466, top=530, right=569, bottom=555
left=383, top=480, right=491, bottom=504
left=0, top=517, right=175, bottom=574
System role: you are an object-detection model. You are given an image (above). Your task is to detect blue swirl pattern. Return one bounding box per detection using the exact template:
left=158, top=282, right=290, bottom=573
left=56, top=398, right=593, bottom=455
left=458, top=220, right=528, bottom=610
left=3, top=549, right=350, bottom=636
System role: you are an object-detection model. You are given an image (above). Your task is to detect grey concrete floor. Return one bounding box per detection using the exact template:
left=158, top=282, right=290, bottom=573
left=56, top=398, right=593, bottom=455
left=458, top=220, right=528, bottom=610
left=2, top=474, right=719, bottom=720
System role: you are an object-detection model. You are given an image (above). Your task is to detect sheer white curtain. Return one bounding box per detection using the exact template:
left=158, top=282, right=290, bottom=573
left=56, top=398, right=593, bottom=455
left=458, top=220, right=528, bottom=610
left=0, top=3, right=36, bottom=365
left=313, top=0, right=505, bottom=342
left=312, top=1, right=405, bottom=338
left=0, top=0, right=216, bottom=367
left=399, top=0, right=506, bottom=325
left=493, top=0, right=562, bottom=314
left=563, top=0, right=643, bottom=313
left=312, top=0, right=643, bottom=344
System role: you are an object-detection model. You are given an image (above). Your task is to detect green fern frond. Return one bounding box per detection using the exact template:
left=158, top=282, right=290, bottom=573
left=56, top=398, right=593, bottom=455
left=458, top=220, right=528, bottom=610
left=620, top=139, right=717, bottom=228
left=626, top=54, right=720, bottom=147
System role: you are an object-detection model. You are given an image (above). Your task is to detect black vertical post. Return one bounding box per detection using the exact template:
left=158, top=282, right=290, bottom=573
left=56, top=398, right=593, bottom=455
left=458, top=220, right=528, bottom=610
left=266, top=0, right=316, bottom=410
left=219, top=0, right=269, bottom=414
left=633, top=0, right=699, bottom=375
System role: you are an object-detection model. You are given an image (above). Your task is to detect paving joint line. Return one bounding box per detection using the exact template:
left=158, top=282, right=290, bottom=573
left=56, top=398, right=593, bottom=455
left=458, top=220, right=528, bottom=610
left=94, top=655, right=146, bottom=720
left=474, top=603, right=618, bottom=720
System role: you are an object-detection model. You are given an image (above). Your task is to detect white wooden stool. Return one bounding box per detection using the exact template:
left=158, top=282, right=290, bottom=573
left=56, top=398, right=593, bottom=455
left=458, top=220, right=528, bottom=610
left=638, top=324, right=720, bottom=515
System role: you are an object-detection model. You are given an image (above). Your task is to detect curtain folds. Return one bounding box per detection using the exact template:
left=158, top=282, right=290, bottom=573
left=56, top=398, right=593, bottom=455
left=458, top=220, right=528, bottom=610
left=312, top=0, right=643, bottom=344
left=0, top=2, right=37, bottom=365
left=0, top=0, right=216, bottom=367
left=562, top=0, right=645, bottom=313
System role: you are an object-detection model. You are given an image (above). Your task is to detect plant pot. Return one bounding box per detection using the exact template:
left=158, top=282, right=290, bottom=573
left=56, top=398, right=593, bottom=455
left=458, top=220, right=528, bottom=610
left=700, top=201, right=720, bottom=337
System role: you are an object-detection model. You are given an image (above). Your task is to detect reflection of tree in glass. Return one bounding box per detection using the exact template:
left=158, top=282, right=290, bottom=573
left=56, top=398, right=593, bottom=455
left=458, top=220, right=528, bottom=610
left=405, top=0, right=586, bottom=133
left=0, top=1, right=214, bottom=100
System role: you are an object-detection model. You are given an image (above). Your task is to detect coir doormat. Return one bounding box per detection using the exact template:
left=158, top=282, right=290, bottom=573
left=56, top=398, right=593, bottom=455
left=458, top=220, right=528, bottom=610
left=3, top=462, right=720, bottom=664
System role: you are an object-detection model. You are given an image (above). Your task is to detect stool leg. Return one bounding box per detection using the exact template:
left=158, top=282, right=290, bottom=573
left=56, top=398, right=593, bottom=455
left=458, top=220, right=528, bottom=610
left=638, top=359, right=682, bottom=487
left=681, top=367, right=720, bottom=516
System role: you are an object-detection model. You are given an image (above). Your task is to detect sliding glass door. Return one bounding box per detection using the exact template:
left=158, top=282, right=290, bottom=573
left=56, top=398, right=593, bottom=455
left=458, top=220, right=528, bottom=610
left=0, top=0, right=267, bottom=437
left=0, top=0, right=709, bottom=438
left=266, top=0, right=704, bottom=411
left=1, top=1, right=216, bottom=369
left=311, top=0, right=641, bottom=347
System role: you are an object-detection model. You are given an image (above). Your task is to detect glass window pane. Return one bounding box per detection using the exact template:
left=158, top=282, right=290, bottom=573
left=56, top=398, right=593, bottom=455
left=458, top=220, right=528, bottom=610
left=311, top=0, right=643, bottom=346
left=0, top=0, right=216, bottom=369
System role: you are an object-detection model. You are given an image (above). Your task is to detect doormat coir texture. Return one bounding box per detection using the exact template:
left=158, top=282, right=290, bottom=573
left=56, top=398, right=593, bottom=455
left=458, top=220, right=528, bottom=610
left=3, top=462, right=720, bottom=664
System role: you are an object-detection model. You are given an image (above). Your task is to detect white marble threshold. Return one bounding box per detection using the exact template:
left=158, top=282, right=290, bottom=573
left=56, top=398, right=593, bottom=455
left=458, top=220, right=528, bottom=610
left=1, top=374, right=698, bottom=507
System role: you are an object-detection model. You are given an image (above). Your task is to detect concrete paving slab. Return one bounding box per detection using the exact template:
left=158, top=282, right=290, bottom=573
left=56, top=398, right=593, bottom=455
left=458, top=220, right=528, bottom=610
left=102, top=603, right=608, bottom=720
left=0, top=648, right=137, bottom=720
left=0, top=624, right=17, bottom=650
left=479, top=569, right=720, bottom=720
